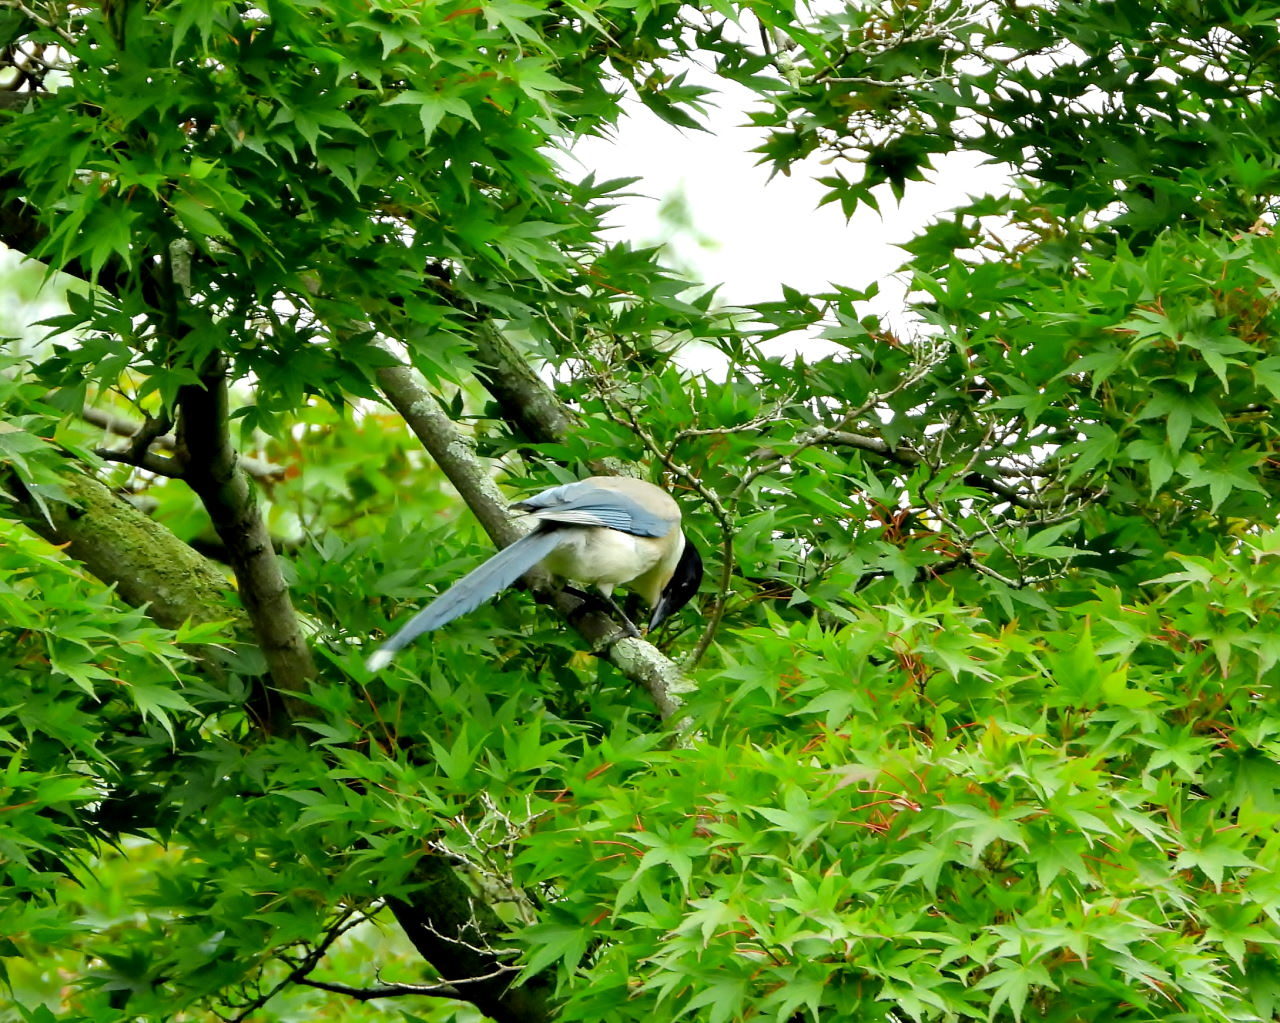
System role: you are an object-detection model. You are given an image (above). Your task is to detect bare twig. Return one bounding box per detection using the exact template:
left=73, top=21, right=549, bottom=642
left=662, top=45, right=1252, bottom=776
left=82, top=404, right=285, bottom=480
left=222, top=908, right=375, bottom=1023
left=388, top=855, right=556, bottom=1023
left=671, top=390, right=798, bottom=446
left=0, top=0, right=79, bottom=47
left=805, top=0, right=989, bottom=85
left=407, top=907, right=521, bottom=961
left=612, top=398, right=733, bottom=668
left=427, top=793, right=546, bottom=924
left=94, top=446, right=184, bottom=478
left=733, top=337, right=947, bottom=502
left=9, top=40, right=69, bottom=76
left=80, top=405, right=145, bottom=439
left=296, top=977, right=463, bottom=1001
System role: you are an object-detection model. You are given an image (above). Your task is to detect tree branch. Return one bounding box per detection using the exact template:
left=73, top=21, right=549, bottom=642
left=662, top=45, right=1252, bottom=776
left=94, top=445, right=184, bottom=478
left=223, top=908, right=374, bottom=1023
left=823, top=430, right=1051, bottom=509
left=175, top=358, right=315, bottom=705
left=0, top=89, right=36, bottom=110
left=296, top=977, right=463, bottom=1001
left=471, top=323, right=581, bottom=450
left=387, top=869, right=554, bottom=1023
left=5, top=194, right=311, bottom=704
left=376, top=363, right=524, bottom=548
left=4, top=465, right=241, bottom=632
left=0, top=0, right=79, bottom=47
left=82, top=403, right=284, bottom=480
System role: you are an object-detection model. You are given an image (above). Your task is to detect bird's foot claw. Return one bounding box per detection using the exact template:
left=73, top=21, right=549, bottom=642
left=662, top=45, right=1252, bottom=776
left=562, top=587, right=641, bottom=645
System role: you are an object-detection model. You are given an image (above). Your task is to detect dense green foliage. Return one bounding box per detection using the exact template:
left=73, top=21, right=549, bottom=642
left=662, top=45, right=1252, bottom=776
left=4, top=0, right=1280, bottom=1020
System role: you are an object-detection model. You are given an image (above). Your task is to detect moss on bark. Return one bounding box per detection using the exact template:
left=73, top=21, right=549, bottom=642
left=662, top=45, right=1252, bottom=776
left=13, top=469, right=242, bottom=631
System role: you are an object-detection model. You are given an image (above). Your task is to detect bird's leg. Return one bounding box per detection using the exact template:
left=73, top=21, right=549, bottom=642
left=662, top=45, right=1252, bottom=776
left=621, top=592, right=646, bottom=631
left=597, top=592, right=642, bottom=639
left=561, top=585, right=642, bottom=640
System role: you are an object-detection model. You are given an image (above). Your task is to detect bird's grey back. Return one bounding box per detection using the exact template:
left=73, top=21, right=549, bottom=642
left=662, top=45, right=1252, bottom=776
left=513, top=476, right=677, bottom=538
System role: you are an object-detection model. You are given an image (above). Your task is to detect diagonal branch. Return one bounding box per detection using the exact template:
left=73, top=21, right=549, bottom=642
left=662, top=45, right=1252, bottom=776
left=377, top=363, right=524, bottom=548
left=471, top=324, right=581, bottom=450
left=223, top=907, right=374, bottom=1023
left=0, top=0, right=79, bottom=47
left=469, top=324, right=630, bottom=477
left=4, top=464, right=241, bottom=632
left=375, top=359, right=694, bottom=722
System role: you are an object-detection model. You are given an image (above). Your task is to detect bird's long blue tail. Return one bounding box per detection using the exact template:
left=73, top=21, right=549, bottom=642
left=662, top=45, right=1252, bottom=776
left=366, top=528, right=563, bottom=671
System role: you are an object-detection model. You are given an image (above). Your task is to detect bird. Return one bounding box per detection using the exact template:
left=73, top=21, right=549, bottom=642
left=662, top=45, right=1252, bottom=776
left=366, top=476, right=703, bottom=670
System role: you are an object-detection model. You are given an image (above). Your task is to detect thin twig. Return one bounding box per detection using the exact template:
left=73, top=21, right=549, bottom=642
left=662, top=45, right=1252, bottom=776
left=732, top=338, right=947, bottom=503
left=0, top=0, right=78, bottom=47
left=82, top=404, right=285, bottom=480
left=399, top=910, right=521, bottom=961
left=94, top=446, right=184, bottom=479
left=296, top=977, right=463, bottom=1001
left=221, top=908, right=374, bottom=1022
left=671, top=389, right=798, bottom=446
left=618, top=402, right=733, bottom=668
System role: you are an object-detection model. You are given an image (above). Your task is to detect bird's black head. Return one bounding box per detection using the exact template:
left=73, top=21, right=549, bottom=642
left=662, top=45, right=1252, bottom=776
left=649, top=538, right=704, bottom=630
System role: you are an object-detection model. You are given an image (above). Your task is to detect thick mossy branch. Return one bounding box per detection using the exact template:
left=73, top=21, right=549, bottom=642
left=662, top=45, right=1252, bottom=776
left=9, top=467, right=240, bottom=631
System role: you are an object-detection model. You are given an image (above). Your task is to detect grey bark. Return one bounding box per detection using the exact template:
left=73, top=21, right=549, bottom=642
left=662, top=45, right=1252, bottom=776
left=175, top=363, right=317, bottom=704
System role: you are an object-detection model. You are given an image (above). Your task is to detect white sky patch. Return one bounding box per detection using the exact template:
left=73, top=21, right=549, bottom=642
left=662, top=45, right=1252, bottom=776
left=567, top=76, right=1013, bottom=334
left=562, top=63, right=1051, bottom=505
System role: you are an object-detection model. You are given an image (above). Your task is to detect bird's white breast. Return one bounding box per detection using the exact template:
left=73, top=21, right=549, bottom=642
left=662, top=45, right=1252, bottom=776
left=541, top=527, right=666, bottom=597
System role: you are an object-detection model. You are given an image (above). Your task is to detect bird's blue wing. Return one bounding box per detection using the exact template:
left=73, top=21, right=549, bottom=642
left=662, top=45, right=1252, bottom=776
left=366, top=528, right=563, bottom=670
left=513, top=481, right=673, bottom=538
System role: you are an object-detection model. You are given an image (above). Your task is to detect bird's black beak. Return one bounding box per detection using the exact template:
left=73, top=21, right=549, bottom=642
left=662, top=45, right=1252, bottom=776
left=649, top=539, right=703, bottom=630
